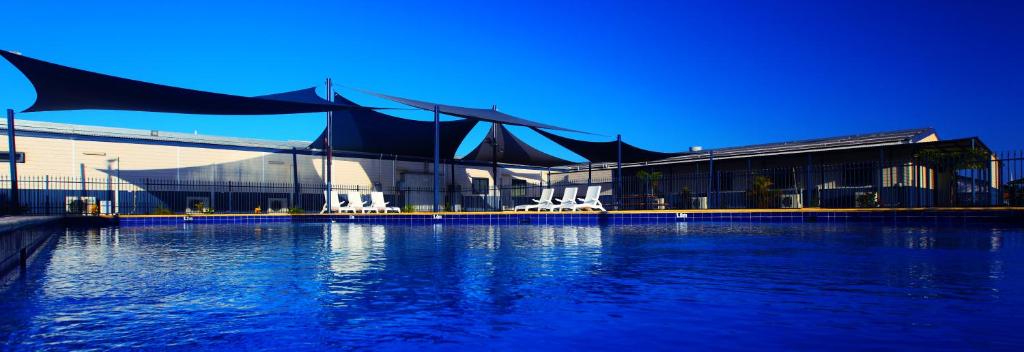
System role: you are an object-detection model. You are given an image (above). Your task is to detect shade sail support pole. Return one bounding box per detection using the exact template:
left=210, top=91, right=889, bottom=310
left=616, top=134, right=622, bottom=210
left=433, top=105, right=440, bottom=212
left=325, top=78, right=333, bottom=199
left=6, top=109, right=19, bottom=213
left=491, top=122, right=500, bottom=211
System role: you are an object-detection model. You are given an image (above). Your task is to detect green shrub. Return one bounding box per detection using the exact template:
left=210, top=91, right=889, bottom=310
left=402, top=204, right=416, bottom=213
left=287, top=207, right=304, bottom=214
left=151, top=206, right=174, bottom=215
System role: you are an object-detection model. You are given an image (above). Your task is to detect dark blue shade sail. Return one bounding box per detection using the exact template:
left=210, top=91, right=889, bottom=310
left=309, top=93, right=478, bottom=159
left=360, top=89, right=585, bottom=133
left=0, top=51, right=361, bottom=115
left=463, top=124, right=570, bottom=167
left=532, top=128, right=683, bottom=163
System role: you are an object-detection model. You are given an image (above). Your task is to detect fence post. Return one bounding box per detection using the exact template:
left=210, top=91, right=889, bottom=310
left=708, top=150, right=715, bottom=209
left=805, top=154, right=812, bottom=208
left=228, top=181, right=233, bottom=213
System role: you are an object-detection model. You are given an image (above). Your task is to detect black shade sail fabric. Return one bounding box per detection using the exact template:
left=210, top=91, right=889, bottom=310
left=532, top=128, right=682, bottom=163
left=361, top=89, right=585, bottom=133
left=463, top=124, right=571, bottom=167
left=309, top=93, right=478, bottom=159
left=0, top=51, right=361, bottom=115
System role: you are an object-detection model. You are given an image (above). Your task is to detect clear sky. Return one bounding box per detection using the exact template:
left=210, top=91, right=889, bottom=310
left=1, top=0, right=1021, bottom=161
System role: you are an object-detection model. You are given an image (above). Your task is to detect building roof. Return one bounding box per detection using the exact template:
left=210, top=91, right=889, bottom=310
left=567, top=127, right=938, bottom=170
left=0, top=118, right=310, bottom=150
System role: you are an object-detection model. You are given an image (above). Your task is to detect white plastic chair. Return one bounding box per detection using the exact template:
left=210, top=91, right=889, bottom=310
left=552, top=187, right=579, bottom=211
left=574, top=185, right=606, bottom=211
left=514, top=188, right=554, bottom=211
left=338, top=191, right=366, bottom=213
left=369, top=192, right=401, bottom=213
left=320, top=190, right=344, bottom=213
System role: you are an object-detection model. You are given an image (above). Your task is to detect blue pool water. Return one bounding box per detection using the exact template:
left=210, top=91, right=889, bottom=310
left=1, top=222, right=1023, bottom=351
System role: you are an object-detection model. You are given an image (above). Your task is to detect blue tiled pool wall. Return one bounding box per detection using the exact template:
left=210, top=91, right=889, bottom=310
left=115, top=210, right=1023, bottom=227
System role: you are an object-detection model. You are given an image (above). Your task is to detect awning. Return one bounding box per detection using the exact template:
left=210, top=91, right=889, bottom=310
left=360, top=89, right=585, bottom=133
left=462, top=124, right=571, bottom=167
left=0, top=51, right=362, bottom=115
left=532, top=128, right=682, bottom=163
left=309, top=93, right=477, bottom=159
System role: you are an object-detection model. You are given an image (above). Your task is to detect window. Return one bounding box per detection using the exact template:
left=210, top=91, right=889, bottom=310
left=510, top=179, right=528, bottom=197
left=471, top=178, right=490, bottom=195
left=0, top=152, right=25, bottom=163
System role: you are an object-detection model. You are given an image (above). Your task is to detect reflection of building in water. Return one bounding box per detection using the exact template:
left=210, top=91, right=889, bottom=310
left=325, top=223, right=385, bottom=275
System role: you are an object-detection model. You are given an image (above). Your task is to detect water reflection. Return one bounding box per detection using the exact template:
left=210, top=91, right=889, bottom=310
left=324, top=223, right=385, bottom=276
left=3, top=222, right=1023, bottom=350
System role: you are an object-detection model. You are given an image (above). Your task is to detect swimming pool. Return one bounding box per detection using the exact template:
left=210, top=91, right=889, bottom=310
left=1, top=222, right=1022, bottom=351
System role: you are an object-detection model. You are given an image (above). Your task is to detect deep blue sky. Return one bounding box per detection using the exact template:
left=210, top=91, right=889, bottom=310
left=1, top=0, right=1021, bottom=160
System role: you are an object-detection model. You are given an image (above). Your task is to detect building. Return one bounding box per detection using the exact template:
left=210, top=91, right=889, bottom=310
left=552, top=128, right=1000, bottom=209
left=0, top=119, right=549, bottom=213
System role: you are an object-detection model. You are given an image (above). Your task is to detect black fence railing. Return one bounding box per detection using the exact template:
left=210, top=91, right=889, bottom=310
left=0, top=151, right=1021, bottom=215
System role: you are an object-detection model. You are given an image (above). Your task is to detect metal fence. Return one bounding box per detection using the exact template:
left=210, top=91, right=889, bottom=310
left=1, top=151, right=1021, bottom=215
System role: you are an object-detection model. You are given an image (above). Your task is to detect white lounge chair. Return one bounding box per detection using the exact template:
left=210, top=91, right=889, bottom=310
left=573, top=185, right=606, bottom=211
left=320, top=190, right=344, bottom=213
left=552, top=187, right=579, bottom=211
left=369, top=192, right=401, bottom=213
left=514, top=188, right=554, bottom=211
left=338, top=191, right=366, bottom=213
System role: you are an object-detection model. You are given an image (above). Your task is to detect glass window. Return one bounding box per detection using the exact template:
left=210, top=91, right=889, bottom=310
left=0, top=152, right=25, bottom=163
left=510, top=179, right=528, bottom=197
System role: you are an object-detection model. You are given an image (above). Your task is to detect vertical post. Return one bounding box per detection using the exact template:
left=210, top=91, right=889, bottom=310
left=877, top=148, right=884, bottom=206
left=291, top=147, right=300, bottom=208
left=708, top=150, right=715, bottom=209
left=805, top=153, right=812, bottom=208
left=491, top=123, right=500, bottom=211
left=588, top=163, right=592, bottom=185
left=115, top=158, right=120, bottom=214
left=433, top=104, right=440, bottom=212
left=616, top=134, right=623, bottom=209
left=6, top=109, right=19, bottom=212
left=449, top=160, right=456, bottom=211
left=44, top=175, right=50, bottom=215
left=325, top=79, right=333, bottom=201
left=970, top=139, right=977, bottom=206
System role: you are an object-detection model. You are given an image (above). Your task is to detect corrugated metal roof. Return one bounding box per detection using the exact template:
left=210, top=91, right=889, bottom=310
left=568, top=127, right=937, bottom=170
left=0, top=118, right=311, bottom=150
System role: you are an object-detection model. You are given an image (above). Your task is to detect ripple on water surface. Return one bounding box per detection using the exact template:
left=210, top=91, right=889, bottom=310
left=1, top=223, right=1023, bottom=351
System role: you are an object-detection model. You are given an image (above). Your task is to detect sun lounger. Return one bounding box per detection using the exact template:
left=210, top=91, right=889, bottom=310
left=552, top=187, right=579, bottom=211
left=320, top=190, right=344, bottom=213
left=573, top=185, right=606, bottom=211
left=339, top=191, right=366, bottom=213
left=369, top=192, right=401, bottom=213
left=514, top=188, right=554, bottom=211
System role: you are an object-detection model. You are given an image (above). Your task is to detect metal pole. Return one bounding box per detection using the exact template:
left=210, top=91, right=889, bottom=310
left=616, top=134, right=622, bottom=209
left=6, top=109, right=19, bottom=212
left=433, top=104, right=440, bottom=212
left=588, top=163, right=592, bottom=185
left=970, top=139, right=976, bottom=206
left=805, top=153, right=812, bottom=208
left=116, top=157, right=120, bottom=213
left=491, top=123, right=500, bottom=211
left=291, top=148, right=300, bottom=208
left=325, top=79, right=333, bottom=200
left=708, top=150, right=715, bottom=209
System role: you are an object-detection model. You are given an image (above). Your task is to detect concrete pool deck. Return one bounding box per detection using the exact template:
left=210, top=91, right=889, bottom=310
left=106, top=207, right=1024, bottom=226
